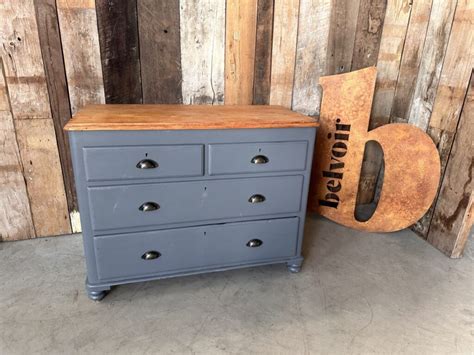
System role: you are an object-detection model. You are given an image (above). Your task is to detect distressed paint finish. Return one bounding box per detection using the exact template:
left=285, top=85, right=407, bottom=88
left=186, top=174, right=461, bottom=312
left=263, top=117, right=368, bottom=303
left=0, top=62, right=35, bottom=241
left=96, top=0, right=142, bottom=104
left=138, top=0, right=182, bottom=104
left=414, top=0, right=473, bottom=237
left=253, top=0, right=274, bottom=105
left=351, top=0, right=387, bottom=70
left=180, top=0, right=225, bottom=105
left=34, top=0, right=78, bottom=213
left=57, top=0, right=105, bottom=114
left=269, top=0, right=300, bottom=107
left=1, top=0, right=71, bottom=237
left=292, top=0, right=331, bottom=117
left=407, top=0, right=457, bottom=131
left=326, top=0, right=361, bottom=75
left=428, top=0, right=474, bottom=166
left=357, top=0, right=412, bottom=203
left=0, top=1, right=51, bottom=119
left=391, top=0, right=433, bottom=122
left=225, top=0, right=258, bottom=105
left=427, top=74, right=473, bottom=257
left=310, top=68, right=440, bottom=232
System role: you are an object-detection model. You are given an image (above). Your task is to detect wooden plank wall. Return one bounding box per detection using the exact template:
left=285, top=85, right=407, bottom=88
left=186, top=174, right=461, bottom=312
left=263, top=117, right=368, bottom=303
left=0, top=0, right=472, bottom=256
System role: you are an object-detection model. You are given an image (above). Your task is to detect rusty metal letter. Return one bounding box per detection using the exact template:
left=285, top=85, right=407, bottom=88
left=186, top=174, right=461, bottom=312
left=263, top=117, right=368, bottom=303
left=309, top=67, right=441, bottom=232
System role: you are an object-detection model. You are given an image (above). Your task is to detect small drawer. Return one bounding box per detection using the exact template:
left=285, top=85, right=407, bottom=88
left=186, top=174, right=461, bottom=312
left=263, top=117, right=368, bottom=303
left=83, top=145, right=204, bottom=181
left=209, top=141, right=308, bottom=175
left=94, top=217, right=299, bottom=280
left=88, top=175, right=303, bottom=231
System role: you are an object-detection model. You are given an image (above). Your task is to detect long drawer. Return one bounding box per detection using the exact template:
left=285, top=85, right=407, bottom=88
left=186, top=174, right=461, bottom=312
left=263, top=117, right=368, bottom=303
left=88, top=175, right=303, bottom=231
left=94, top=217, right=299, bottom=280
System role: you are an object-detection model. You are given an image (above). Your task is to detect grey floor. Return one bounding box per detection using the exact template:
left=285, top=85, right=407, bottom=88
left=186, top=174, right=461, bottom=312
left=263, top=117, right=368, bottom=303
left=0, top=215, right=472, bottom=355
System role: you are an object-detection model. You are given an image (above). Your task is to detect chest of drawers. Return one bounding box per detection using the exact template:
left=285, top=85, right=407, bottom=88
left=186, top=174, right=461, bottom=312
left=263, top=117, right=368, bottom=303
left=65, top=105, right=318, bottom=300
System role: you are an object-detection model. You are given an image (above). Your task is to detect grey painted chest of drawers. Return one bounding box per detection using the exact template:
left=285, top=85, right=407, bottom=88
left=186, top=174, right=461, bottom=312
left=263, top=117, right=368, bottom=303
left=65, top=105, right=318, bottom=300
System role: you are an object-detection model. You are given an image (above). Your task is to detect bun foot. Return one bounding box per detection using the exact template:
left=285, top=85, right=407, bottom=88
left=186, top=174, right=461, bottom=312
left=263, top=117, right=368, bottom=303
left=287, top=258, right=303, bottom=273
left=287, top=264, right=301, bottom=273
left=88, top=290, right=107, bottom=301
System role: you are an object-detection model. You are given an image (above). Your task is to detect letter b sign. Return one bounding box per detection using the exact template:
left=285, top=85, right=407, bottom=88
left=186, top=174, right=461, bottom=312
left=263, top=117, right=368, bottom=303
left=309, top=67, right=440, bottom=232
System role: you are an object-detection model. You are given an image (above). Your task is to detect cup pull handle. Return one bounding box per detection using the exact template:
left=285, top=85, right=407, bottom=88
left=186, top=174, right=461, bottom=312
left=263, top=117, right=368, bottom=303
left=139, top=202, right=160, bottom=212
left=136, top=159, right=159, bottom=169
left=246, top=239, right=263, bottom=248
left=141, top=251, right=161, bottom=260
left=248, top=194, right=266, bottom=203
left=251, top=155, right=269, bottom=164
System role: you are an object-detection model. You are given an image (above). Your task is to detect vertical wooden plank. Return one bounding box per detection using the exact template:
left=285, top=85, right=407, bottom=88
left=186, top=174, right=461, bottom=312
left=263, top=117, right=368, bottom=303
left=356, top=0, right=412, bottom=203
left=57, top=0, right=105, bottom=115
left=413, top=0, right=472, bottom=237
left=225, top=0, right=258, bottom=105
left=0, top=61, right=35, bottom=241
left=34, top=0, right=78, bottom=215
left=180, top=0, right=225, bottom=105
left=370, top=0, right=411, bottom=128
left=326, top=0, right=361, bottom=75
left=1, top=0, right=71, bottom=237
left=351, top=0, right=387, bottom=70
left=269, top=0, right=300, bottom=108
left=138, top=0, right=182, bottom=104
left=253, top=0, right=274, bottom=105
left=406, top=0, right=457, bottom=131
left=391, top=0, right=433, bottom=122
left=96, top=0, right=142, bottom=104
left=292, top=0, right=331, bottom=116
left=427, top=74, right=473, bottom=257
left=428, top=0, right=474, bottom=161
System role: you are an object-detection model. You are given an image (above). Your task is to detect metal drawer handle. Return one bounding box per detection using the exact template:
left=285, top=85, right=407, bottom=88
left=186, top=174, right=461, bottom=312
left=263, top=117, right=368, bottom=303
left=246, top=239, right=263, bottom=248
left=248, top=194, right=265, bottom=203
left=141, top=250, right=161, bottom=260
left=251, top=155, right=269, bottom=164
left=139, top=202, right=160, bottom=212
left=136, top=159, right=159, bottom=169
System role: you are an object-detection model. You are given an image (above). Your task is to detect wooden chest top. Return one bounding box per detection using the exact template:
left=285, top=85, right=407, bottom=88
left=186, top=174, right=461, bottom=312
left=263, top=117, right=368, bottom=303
left=64, top=104, right=319, bottom=131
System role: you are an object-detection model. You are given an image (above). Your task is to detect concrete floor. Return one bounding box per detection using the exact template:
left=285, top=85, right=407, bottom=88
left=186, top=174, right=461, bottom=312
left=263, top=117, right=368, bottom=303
left=0, top=215, right=472, bottom=354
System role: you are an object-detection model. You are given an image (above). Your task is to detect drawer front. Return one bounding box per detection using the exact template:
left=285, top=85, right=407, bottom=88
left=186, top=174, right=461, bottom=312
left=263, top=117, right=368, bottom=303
left=83, top=145, right=204, bottom=181
left=88, top=175, right=303, bottom=231
left=94, top=217, right=299, bottom=280
left=209, top=141, right=308, bottom=175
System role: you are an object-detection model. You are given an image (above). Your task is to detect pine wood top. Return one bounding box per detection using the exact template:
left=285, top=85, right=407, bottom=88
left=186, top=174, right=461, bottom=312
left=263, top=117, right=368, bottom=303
left=64, top=105, right=318, bottom=131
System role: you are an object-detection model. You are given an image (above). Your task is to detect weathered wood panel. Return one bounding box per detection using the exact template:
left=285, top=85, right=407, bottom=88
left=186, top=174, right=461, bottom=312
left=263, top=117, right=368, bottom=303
left=0, top=61, right=35, bottom=241
left=15, top=119, right=71, bottom=237
left=138, top=0, right=182, bottom=104
left=180, top=0, right=225, bottom=105
left=225, top=0, right=258, bottom=104
left=357, top=0, right=412, bottom=203
left=1, top=0, right=71, bottom=237
left=351, top=0, right=387, bottom=70
left=326, top=0, right=361, bottom=75
left=253, top=0, right=274, bottom=105
left=427, top=74, right=473, bottom=257
left=96, top=0, right=142, bottom=104
left=428, top=0, right=474, bottom=168
left=292, top=0, right=331, bottom=117
left=414, top=0, right=472, bottom=237
left=407, top=0, right=457, bottom=131
left=34, top=0, right=78, bottom=214
left=370, top=0, right=411, bottom=129
left=57, top=0, right=105, bottom=115
left=391, top=0, right=433, bottom=122
left=270, top=0, right=300, bottom=107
